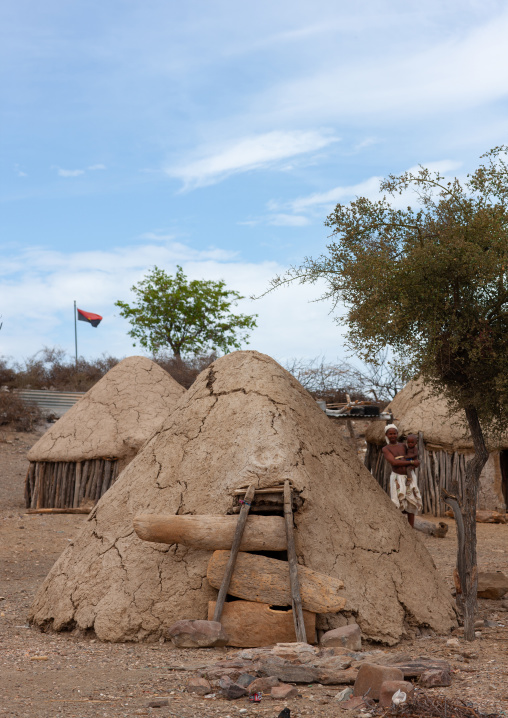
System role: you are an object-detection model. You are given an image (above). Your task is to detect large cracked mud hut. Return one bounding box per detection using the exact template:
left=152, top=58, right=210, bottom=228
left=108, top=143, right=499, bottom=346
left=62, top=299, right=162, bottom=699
left=365, top=379, right=508, bottom=516
left=25, top=356, right=185, bottom=509
left=30, top=351, right=456, bottom=645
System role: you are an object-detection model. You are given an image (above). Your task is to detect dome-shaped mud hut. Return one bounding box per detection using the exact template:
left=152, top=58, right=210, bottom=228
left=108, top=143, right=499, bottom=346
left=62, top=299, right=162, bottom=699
left=25, top=356, right=185, bottom=510
left=29, top=351, right=456, bottom=645
left=364, top=379, right=508, bottom=516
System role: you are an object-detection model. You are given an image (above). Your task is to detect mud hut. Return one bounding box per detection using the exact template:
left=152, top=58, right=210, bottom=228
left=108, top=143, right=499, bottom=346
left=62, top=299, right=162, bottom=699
left=25, top=356, right=185, bottom=510
left=364, top=379, right=508, bottom=516
left=29, top=351, right=456, bottom=645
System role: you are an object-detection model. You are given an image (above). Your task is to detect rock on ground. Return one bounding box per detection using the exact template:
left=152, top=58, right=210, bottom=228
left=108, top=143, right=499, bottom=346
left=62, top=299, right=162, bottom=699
left=29, top=351, right=456, bottom=644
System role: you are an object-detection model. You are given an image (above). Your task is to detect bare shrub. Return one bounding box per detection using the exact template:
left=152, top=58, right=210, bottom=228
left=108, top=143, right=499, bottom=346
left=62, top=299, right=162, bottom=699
left=152, top=352, right=217, bottom=389
left=5, top=348, right=121, bottom=392
left=0, top=357, right=17, bottom=389
left=0, top=391, right=42, bottom=431
left=284, top=357, right=368, bottom=404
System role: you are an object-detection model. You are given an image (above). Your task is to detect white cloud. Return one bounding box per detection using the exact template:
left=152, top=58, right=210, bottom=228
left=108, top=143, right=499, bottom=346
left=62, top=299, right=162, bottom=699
left=289, top=177, right=384, bottom=214
left=52, top=164, right=107, bottom=178
left=268, top=214, right=310, bottom=227
left=138, top=232, right=177, bottom=242
left=245, top=10, right=508, bottom=126
left=166, top=130, right=339, bottom=189
left=57, top=168, right=85, bottom=177
left=0, top=242, right=344, bottom=363
left=271, top=159, right=465, bottom=219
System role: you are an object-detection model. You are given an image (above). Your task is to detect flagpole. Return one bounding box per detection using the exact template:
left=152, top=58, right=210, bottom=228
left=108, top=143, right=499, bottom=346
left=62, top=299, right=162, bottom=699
left=74, top=300, right=78, bottom=368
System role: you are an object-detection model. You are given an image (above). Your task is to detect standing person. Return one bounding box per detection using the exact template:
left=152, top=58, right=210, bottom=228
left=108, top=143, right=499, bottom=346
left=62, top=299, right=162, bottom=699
left=382, top=424, right=423, bottom=526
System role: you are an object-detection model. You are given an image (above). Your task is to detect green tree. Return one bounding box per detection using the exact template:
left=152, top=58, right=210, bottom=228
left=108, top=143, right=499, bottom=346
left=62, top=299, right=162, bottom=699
left=116, top=265, right=257, bottom=357
left=268, top=147, right=508, bottom=640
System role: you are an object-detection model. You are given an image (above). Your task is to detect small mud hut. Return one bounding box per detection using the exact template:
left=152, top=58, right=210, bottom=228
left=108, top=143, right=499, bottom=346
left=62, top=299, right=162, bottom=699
left=29, top=351, right=456, bottom=645
left=25, top=356, right=185, bottom=510
left=365, top=379, right=508, bottom=516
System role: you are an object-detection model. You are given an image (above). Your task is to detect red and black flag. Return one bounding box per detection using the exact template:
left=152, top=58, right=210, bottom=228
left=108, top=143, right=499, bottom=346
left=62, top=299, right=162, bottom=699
left=77, top=308, right=103, bottom=327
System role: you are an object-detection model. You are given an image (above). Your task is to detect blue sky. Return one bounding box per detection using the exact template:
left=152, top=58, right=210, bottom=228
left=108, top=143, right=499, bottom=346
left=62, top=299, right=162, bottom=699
left=2, top=0, right=508, bottom=365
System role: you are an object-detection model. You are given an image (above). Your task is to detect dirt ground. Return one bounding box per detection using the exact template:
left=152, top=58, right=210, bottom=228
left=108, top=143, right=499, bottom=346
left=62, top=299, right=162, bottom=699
left=1, top=426, right=507, bottom=718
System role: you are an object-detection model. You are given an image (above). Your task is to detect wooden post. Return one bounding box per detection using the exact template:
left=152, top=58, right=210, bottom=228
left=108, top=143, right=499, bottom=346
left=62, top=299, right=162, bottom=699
left=73, top=462, right=82, bottom=508
left=212, top=484, right=256, bottom=623
left=346, top=418, right=356, bottom=448
left=283, top=480, right=307, bottom=643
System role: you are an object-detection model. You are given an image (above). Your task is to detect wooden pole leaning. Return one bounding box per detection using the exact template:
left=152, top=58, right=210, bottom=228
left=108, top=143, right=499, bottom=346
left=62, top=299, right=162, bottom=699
left=212, top=483, right=256, bottom=623
left=283, top=480, right=307, bottom=643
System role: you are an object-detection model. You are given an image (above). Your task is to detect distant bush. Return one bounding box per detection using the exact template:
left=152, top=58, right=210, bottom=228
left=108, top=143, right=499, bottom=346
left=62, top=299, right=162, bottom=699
left=0, top=391, right=42, bottom=431
left=0, top=347, right=217, bottom=393
left=153, top=351, right=217, bottom=389
left=1, top=348, right=121, bottom=392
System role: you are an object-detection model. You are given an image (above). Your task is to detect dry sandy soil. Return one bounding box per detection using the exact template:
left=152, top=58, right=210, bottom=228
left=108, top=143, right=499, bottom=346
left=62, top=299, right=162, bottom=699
left=1, top=426, right=507, bottom=718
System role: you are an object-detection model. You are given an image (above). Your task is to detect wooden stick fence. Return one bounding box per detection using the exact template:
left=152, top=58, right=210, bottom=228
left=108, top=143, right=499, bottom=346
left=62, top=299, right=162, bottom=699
left=25, top=459, right=120, bottom=510
left=365, top=432, right=469, bottom=517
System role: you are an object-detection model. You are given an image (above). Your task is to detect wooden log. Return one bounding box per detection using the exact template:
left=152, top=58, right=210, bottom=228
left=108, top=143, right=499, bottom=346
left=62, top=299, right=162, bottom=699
left=414, top=517, right=449, bottom=538
left=133, top=514, right=287, bottom=551
left=47, top=463, right=55, bottom=507
left=284, top=480, right=306, bottom=643
left=24, top=467, right=31, bottom=508
left=424, top=446, right=432, bottom=515
left=84, top=460, right=96, bottom=500
left=60, top=462, right=67, bottom=508
left=96, top=459, right=106, bottom=500
left=207, top=600, right=316, bottom=647
left=364, top=441, right=372, bottom=471
left=100, top=460, right=112, bottom=497
left=460, top=454, right=467, bottom=504
left=25, top=463, right=35, bottom=508
left=475, top=510, right=506, bottom=524
left=79, top=460, right=89, bottom=504
left=63, top=462, right=73, bottom=508
left=207, top=551, right=346, bottom=614
left=429, top=452, right=438, bottom=516
left=73, top=462, right=82, bottom=508
left=31, top=463, right=39, bottom=509
left=36, top=462, right=47, bottom=509
left=25, top=507, right=91, bottom=514
left=213, top=484, right=256, bottom=623
left=29, top=461, right=36, bottom=499
left=54, top=462, right=63, bottom=508
left=417, top=432, right=424, bottom=491
left=90, top=459, right=102, bottom=502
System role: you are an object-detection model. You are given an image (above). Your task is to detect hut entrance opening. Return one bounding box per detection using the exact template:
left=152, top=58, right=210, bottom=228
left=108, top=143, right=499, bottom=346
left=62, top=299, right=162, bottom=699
left=501, top=450, right=508, bottom=507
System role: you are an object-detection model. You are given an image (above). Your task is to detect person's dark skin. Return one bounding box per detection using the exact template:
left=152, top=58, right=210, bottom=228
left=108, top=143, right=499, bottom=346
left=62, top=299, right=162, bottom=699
left=405, top=434, right=419, bottom=479
left=382, top=428, right=420, bottom=527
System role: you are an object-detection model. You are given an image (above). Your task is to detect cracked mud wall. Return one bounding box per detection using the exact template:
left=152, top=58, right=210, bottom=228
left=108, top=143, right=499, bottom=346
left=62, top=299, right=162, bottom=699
left=27, top=356, right=185, bottom=465
left=29, top=351, right=457, bottom=644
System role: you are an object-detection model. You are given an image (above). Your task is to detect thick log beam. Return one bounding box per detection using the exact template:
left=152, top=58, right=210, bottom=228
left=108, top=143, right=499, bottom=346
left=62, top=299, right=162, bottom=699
left=207, top=550, right=346, bottom=614
left=133, top=513, right=287, bottom=551
left=414, top=517, right=449, bottom=537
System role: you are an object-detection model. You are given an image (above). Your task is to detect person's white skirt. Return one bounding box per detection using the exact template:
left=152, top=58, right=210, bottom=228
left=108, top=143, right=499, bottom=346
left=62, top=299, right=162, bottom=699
left=390, top=471, right=423, bottom=515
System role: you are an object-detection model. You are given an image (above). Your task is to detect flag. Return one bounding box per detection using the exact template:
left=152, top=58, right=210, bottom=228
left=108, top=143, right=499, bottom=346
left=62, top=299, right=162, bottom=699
left=77, top=308, right=103, bottom=327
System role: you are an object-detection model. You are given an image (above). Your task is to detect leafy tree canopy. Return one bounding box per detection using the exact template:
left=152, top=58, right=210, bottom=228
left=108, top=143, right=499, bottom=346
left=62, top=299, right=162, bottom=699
left=267, top=146, right=508, bottom=640
left=270, top=146, right=508, bottom=438
left=116, top=265, right=257, bottom=357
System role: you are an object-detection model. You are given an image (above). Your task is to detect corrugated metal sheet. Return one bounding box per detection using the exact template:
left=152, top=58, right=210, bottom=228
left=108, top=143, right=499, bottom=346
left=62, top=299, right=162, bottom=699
left=18, top=390, right=85, bottom=417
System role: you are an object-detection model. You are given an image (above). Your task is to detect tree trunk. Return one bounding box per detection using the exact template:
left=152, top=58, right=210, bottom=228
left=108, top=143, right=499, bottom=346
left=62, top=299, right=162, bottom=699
left=461, top=405, right=489, bottom=641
